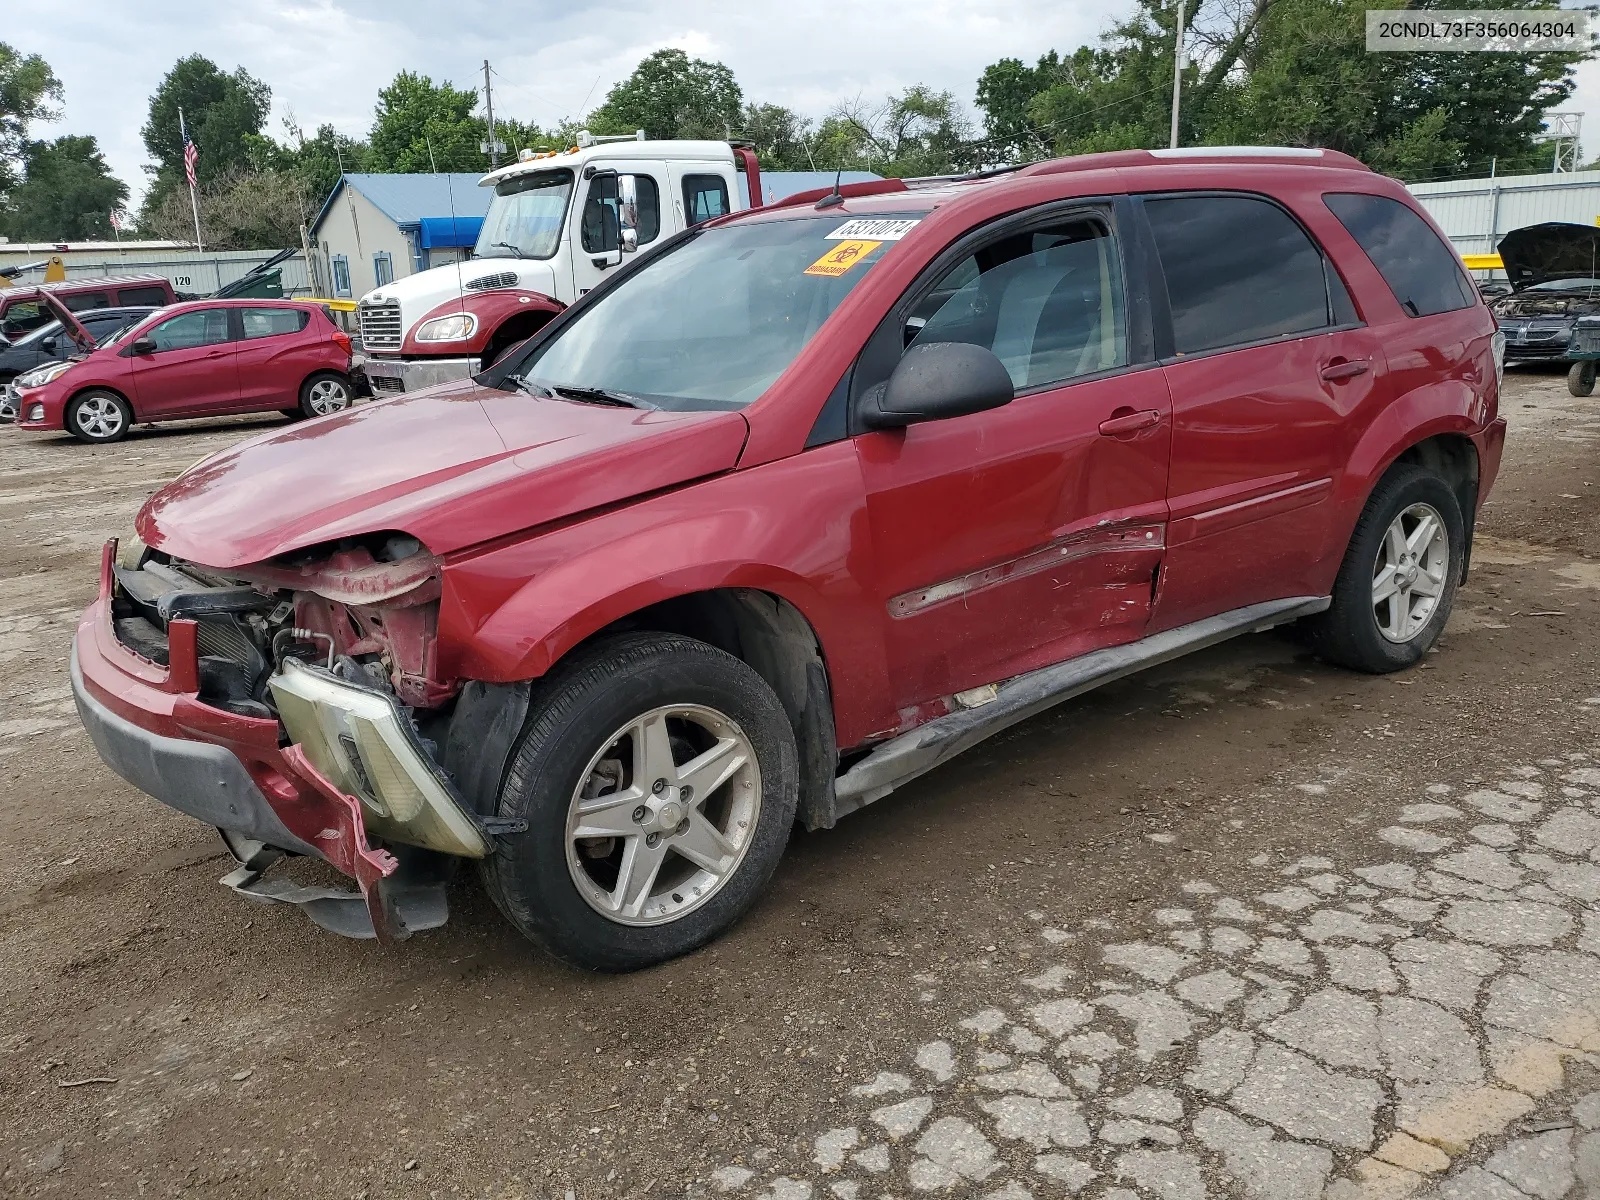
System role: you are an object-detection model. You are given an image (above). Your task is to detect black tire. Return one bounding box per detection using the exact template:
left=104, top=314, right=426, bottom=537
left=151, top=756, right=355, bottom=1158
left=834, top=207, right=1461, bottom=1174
left=1308, top=463, right=1465, bottom=673
left=1569, top=361, right=1596, bottom=397
left=298, top=371, right=352, bottom=418
left=66, top=389, right=133, bottom=444
left=480, top=632, right=799, bottom=972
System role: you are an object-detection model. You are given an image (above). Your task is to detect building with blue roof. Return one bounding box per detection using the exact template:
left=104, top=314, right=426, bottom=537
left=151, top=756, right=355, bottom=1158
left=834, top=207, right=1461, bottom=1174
left=308, top=168, right=881, bottom=300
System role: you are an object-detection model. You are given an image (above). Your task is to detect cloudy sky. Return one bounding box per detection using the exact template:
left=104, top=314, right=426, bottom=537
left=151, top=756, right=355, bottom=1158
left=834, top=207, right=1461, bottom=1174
left=9, top=0, right=1600, bottom=209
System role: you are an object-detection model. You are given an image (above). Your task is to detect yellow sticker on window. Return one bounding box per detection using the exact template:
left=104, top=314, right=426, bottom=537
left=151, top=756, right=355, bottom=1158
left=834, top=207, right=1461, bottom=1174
left=804, top=239, right=882, bottom=278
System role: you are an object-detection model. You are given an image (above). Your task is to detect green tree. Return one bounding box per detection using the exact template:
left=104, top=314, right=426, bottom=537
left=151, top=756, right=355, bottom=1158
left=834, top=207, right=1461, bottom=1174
left=816, top=87, right=978, bottom=176
left=740, top=102, right=816, bottom=169
left=0, top=135, right=127, bottom=240
left=140, top=55, right=271, bottom=217
left=254, top=117, right=370, bottom=210
left=367, top=70, right=487, bottom=172
left=590, top=48, right=743, bottom=140
left=0, top=43, right=63, bottom=193
left=141, top=164, right=305, bottom=249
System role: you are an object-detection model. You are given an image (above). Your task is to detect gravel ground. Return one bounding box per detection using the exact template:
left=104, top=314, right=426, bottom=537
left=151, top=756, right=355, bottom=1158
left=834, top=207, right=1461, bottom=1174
left=0, top=367, right=1598, bottom=1199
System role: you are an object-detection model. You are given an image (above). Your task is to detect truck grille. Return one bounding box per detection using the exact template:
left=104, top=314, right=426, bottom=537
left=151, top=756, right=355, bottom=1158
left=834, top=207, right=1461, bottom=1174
left=359, top=300, right=403, bottom=349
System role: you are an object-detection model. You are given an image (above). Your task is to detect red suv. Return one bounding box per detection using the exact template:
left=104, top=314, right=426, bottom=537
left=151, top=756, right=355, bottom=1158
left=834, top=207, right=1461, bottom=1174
left=71, top=147, right=1505, bottom=970
left=15, top=297, right=353, bottom=443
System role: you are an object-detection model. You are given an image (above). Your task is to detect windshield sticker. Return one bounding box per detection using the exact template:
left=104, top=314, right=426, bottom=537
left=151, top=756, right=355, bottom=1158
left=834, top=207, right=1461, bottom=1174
left=825, top=218, right=920, bottom=241
left=805, top=240, right=882, bottom=278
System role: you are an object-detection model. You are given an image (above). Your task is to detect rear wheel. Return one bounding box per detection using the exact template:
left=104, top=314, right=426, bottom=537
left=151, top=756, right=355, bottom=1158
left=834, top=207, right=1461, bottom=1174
left=1308, top=464, right=1463, bottom=673
left=299, top=372, right=352, bottom=417
left=1569, top=360, right=1596, bottom=397
left=480, top=633, right=798, bottom=971
left=66, top=390, right=132, bottom=444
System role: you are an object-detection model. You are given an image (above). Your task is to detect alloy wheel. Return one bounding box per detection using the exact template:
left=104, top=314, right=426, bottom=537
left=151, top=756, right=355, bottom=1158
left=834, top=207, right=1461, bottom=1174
left=564, top=704, right=762, bottom=926
left=1372, top=501, right=1450, bottom=643
left=74, top=395, right=124, bottom=440
left=307, top=378, right=350, bottom=415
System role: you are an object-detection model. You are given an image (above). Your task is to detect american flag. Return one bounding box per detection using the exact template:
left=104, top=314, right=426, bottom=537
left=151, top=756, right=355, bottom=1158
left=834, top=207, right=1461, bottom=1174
left=183, top=136, right=199, bottom=189
left=109, top=209, right=125, bottom=232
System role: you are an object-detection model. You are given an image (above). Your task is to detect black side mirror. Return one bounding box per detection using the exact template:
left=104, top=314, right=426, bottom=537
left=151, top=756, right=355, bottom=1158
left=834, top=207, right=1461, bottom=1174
left=40, top=336, right=56, bottom=353
left=130, top=337, right=156, bottom=355
left=861, top=341, right=1015, bottom=431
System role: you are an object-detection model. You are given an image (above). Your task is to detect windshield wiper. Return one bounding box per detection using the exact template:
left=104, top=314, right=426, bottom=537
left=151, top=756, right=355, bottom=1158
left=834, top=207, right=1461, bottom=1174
left=506, top=375, right=554, bottom=397
left=488, top=242, right=530, bottom=258
left=550, top=384, right=656, bottom=410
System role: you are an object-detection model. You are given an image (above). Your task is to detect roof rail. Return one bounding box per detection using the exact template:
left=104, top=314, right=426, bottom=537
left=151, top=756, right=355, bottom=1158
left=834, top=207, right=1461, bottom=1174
left=900, top=162, right=1035, bottom=188
left=765, top=178, right=910, bottom=211
left=1022, top=146, right=1370, bottom=177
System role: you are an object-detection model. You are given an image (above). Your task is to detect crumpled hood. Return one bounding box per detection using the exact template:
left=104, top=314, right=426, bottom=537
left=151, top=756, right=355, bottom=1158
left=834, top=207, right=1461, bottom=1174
left=137, top=381, right=749, bottom=568
left=1498, top=222, right=1600, bottom=290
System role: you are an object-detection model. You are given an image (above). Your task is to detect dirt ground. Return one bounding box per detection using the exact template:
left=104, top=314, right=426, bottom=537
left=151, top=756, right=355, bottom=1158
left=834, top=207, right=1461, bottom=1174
left=1, top=368, right=1598, bottom=1200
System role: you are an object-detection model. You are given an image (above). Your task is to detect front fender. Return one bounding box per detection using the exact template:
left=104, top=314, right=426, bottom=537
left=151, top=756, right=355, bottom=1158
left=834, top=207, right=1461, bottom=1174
left=402, top=290, right=563, bottom=357
left=437, top=441, right=894, bottom=748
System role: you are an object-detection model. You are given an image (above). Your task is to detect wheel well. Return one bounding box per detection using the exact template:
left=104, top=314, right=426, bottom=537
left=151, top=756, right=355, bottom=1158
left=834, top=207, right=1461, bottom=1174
left=482, top=310, right=558, bottom=369
left=1387, top=432, right=1480, bottom=574
left=585, top=588, right=841, bottom=830
left=301, top=368, right=348, bottom=392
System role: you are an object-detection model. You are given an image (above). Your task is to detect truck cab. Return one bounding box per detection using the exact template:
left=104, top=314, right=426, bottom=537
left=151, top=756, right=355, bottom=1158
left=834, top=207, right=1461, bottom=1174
left=359, top=135, right=762, bottom=395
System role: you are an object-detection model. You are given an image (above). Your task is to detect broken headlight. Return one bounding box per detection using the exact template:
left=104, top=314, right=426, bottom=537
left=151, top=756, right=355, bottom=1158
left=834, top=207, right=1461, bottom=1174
left=269, top=658, right=490, bottom=858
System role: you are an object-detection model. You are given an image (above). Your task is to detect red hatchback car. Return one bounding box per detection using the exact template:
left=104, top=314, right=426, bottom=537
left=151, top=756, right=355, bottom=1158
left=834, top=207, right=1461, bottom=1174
left=14, top=297, right=353, bottom=443
left=72, top=147, right=1505, bottom=970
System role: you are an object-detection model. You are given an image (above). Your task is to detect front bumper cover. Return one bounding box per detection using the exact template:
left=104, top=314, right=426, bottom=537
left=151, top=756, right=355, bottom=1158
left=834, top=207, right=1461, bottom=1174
left=362, top=355, right=478, bottom=394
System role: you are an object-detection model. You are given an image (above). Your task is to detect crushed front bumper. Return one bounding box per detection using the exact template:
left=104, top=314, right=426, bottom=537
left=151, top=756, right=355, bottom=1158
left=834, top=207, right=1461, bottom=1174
left=362, top=355, right=478, bottom=395
left=70, top=543, right=452, bottom=940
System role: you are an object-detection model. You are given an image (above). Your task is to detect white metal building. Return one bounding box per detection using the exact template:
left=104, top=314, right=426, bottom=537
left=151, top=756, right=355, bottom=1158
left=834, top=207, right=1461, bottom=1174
left=1409, top=169, right=1600, bottom=272
left=0, top=241, right=312, bottom=295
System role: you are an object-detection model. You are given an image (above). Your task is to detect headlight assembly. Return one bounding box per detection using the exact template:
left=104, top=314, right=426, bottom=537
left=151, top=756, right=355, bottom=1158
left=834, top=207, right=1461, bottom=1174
left=16, top=360, right=74, bottom=388
left=414, top=313, right=477, bottom=342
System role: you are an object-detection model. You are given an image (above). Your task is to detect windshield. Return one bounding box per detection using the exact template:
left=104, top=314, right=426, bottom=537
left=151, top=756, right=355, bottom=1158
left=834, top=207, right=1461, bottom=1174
left=1525, top=277, right=1600, bottom=292
left=473, top=170, right=574, bottom=260
left=518, top=213, right=920, bottom=409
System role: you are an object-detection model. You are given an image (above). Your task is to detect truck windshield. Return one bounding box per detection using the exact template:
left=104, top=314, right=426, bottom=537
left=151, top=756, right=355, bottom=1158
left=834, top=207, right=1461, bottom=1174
left=474, top=170, right=574, bottom=260
left=517, top=213, right=919, bottom=409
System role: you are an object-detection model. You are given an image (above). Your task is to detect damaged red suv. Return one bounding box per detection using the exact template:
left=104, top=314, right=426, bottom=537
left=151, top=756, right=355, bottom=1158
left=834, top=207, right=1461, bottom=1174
left=72, top=147, right=1505, bottom=970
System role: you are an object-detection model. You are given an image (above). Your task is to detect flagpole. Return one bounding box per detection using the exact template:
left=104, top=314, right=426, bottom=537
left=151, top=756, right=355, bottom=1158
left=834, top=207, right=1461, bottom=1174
left=178, top=106, right=203, bottom=253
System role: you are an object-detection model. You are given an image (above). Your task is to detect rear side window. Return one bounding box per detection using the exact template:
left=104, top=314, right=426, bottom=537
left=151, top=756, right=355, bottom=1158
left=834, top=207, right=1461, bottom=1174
left=1324, top=192, right=1474, bottom=317
left=240, top=307, right=310, bottom=339
left=117, top=286, right=169, bottom=306
left=683, top=174, right=730, bottom=225
left=63, top=291, right=111, bottom=312
left=1143, top=194, right=1331, bottom=355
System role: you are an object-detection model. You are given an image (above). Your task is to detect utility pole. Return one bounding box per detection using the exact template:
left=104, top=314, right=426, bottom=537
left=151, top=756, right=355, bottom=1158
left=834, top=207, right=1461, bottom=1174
left=482, top=59, right=501, bottom=169
left=1169, top=0, right=1186, bottom=149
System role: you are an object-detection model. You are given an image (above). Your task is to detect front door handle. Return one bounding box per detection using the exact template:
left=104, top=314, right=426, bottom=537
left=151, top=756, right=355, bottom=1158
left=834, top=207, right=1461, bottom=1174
left=1320, top=359, right=1369, bottom=382
left=1098, top=408, right=1162, bottom=437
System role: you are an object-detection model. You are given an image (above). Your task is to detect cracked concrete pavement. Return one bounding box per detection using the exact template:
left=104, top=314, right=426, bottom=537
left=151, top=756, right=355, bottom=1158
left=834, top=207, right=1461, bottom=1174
left=2, top=367, right=1600, bottom=1198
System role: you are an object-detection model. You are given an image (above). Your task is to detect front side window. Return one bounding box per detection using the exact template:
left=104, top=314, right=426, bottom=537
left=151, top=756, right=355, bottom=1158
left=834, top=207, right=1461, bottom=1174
left=519, top=213, right=916, bottom=409
left=907, top=216, right=1127, bottom=390
left=1143, top=194, right=1331, bottom=355
left=1, top=300, right=43, bottom=335
left=683, top=174, right=731, bottom=226
left=1324, top=192, right=1475, bottom=317
left=475, top=169, right=574, bottom=260
left=240, top=307, right=309, bottom=339
left=147, top=309, right=231, bottom=351
left=581, top=173, right=662, bottom=253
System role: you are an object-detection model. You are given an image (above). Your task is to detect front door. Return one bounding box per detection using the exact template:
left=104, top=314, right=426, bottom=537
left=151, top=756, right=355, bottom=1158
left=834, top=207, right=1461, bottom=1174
left=569, top=165, right=666, bottom=299
left=856, top=208, right=1172, bottom=710
left=127, top=307, right=240, bottom=417
left=1138, top=193, right=1390, bottom=631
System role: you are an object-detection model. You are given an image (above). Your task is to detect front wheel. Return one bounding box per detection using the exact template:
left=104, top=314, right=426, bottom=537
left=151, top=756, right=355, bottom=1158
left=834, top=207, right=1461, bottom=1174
left=66, top=390, right=133, bottom=444
left=1569, top=361, right=1596, bottom=397
left=480, top=633, right=799, bottom=971
left=299, top=372, right=352, bottom=418
left=1308, top=464, right=1464, bottom=673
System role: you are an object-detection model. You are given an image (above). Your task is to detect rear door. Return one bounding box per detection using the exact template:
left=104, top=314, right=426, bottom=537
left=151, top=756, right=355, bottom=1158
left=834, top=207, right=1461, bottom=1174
left=126, top=307, right=240, bottom=417
left=854, top=203, right=1172, bottom=708
left=1140, top=192, right=1388, bottom=631
left=667, top=165, right=736, bottom=230
left=232, top=306, right=317, bottom=410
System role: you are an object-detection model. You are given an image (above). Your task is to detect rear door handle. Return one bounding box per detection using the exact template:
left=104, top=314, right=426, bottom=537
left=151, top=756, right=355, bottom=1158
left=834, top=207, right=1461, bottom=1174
left=1320, top=360, right=1369, bottom=382
left=1098, top=409, right=1162, bottom=436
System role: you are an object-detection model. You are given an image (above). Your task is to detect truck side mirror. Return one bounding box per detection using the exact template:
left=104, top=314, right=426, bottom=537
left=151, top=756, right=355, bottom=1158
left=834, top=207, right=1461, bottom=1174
left=618, top=175, right=639, bottom=254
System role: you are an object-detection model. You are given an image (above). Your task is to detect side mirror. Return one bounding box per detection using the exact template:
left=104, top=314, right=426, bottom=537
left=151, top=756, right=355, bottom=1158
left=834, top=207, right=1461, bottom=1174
left=861, top=342, right=1015, bottom=431
left=618, top=174, right=639, bottom=254
left=130, top=337, right=156, bottom=355
left=40, top=335, right=56, bottom=353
